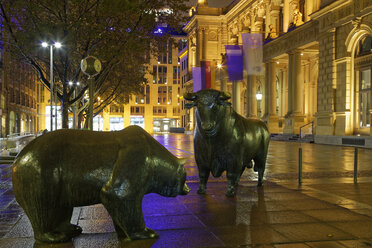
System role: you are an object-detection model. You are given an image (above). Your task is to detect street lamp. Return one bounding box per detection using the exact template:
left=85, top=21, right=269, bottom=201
left=42, top=41, right=62, bottom=131
left=256, top=86, right=263, bottom=100
left=217, top=63, right=226, bottom=92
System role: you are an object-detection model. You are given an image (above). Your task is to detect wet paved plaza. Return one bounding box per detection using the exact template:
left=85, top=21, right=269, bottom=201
left=2, top=134, right=372, bottom=247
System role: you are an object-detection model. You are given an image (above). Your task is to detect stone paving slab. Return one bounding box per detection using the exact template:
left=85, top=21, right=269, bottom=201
left=2, top=182, right=372, bottom=247
left=1, top=135, right=372, bottom=247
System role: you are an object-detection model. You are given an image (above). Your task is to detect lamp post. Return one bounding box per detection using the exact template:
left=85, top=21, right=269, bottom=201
left=69, top=81, right=80, bottom=129
left=256, top=86, right=262, bottom=117
left=81, top=56, right=102, bottom=130
left=217, top=63, right=227, bottom=92
left=42, top=41, right=62, bottom=131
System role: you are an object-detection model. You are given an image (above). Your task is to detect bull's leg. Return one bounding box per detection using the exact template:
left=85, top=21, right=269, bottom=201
left=197, top=167, right=210, bottom=194
left=226, top=171, right=241, bottom=197
left=247, top=160, right=253, bottom=169
left=254, top=148, right=269, bottom=187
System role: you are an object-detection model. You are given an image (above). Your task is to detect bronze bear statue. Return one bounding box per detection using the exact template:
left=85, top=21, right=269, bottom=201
left=12, top=126, right=190, bottom=243
left=184, top=89, right=270, bottom=197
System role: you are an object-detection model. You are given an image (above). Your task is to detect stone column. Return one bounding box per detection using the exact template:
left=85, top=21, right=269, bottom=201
left=287, top=52, right=294, bottom=114
left=202, top=28, right=207, bottom=61
left=254, top=17, right=264, bottom=34
left=293, top=49, right=303, bottom=114
left=270, top=6, right=280, bottom=38
left=196, top=28, right=202, bottom=66
left=269, top=60, right=277, bottom=116
left=284, top=49, right=305, bottom=134
left=220, top=68, right=227, bottom=92
left=283, top=52, right=293, bottom=134
left=267, top=60, right=279, bottom=133
left=264, top=62, right=270, bottom=118
left=232, top=81, right=241, bottom=115
left=245, top=85, right=250, bottom=117
left=190, top=44, right=196, bottom=68
left=265, top=0, right=271, bottom=38
left=247, top=75, right=257, bottom=117
left=283, top=0, right=290, bottom=32
left=281, top=69, right=288, bottom=117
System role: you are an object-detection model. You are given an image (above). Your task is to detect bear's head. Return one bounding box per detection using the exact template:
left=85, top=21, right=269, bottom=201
left=152, top=157, right=190, bottom=197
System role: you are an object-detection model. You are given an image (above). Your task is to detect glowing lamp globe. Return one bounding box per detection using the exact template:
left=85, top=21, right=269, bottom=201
left=81, top=56, right=102, bottom=77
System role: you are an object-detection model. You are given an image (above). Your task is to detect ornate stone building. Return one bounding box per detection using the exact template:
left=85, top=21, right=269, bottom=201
left=184, top=0, right=372, bottom=146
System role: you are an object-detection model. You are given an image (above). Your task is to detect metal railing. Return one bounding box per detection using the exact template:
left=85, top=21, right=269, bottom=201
left=299, top=121, right=314, bottom=139
left=6, top=132, right=34, bottom=138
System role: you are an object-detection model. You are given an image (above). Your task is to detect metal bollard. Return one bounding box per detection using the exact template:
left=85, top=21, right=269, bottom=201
left=354, top=147, right=358, bottom=184
left=299, top=147, right=302, bottom=186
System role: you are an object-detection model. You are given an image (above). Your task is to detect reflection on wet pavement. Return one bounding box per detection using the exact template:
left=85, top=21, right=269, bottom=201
left=1, top=134, right=372, bottom=247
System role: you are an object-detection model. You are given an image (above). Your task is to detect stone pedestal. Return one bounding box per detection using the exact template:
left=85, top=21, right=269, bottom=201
left=314, top=111, right=334, bottom=135
left=283, top=114, right=306, bottom=134
left=267, top=115, right=281, bottom=133
left=333, top=111, right=354, bottom=136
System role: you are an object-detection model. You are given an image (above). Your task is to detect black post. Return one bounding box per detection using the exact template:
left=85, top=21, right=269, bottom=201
left=354, top=147, right=358, bottom=183
left=298, top=147, right=302, bottom=185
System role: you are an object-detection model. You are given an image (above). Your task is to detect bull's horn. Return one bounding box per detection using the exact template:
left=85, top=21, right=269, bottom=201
left=219, top=91, right=231, bottom=101
left=183, top=92, right=197, bottom=101
left=178, top=157, right=187, bottom=166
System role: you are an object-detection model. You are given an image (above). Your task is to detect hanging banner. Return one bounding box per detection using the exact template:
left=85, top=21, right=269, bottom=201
left=241, top=33, right=264, bottom=75
left=200, top=61, right=211, bottom=89
left=192, top=67, right=202, bottom=92
left=225, top=45, right=243, bottom=81
left=192, top=61, right=216, bottom=92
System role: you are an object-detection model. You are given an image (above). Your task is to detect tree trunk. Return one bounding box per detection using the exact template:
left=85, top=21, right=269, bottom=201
left=62, top=101, right=70, bottom=129
left=78, top=112, right=83, bottom=129
left=62, top=84, right=70, bottom=128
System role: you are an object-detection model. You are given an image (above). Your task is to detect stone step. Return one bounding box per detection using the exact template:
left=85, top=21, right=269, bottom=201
left=270, top=133, right=314, bottom=143
left=0, top=155, right=16, bottom=161
left=0, top=160, right=13, bottom=165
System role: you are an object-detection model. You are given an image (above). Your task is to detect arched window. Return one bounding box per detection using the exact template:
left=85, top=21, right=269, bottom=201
left=354, top=35, right=372, bottom=134
left=356, top=36, right=372, bottom=56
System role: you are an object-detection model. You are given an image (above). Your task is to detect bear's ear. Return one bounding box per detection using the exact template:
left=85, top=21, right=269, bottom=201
left=178, top=158, right=187, bottom=166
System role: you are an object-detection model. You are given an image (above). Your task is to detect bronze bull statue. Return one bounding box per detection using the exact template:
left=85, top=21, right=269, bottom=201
left=184, top=89, right=270, bottom=197
left=12, top=126, right=189, bottom=243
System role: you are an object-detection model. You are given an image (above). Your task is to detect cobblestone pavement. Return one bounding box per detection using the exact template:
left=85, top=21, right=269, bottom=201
left=1, top=134, right=372, bottom=247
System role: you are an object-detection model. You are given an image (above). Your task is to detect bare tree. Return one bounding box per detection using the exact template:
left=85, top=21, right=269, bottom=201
left=0, top=0, right=188, bottom=128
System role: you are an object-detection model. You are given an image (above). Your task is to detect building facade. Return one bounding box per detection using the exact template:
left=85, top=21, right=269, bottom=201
left=99, top=36, right=187, bottom=134
left=184, top=0, right=372, bottom=146
left=0, top=39, right=39, bottom=137
left=34, top=36, right=188, bottom=134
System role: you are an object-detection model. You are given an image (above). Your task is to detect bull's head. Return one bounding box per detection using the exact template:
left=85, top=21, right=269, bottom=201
left=184, top=89, right=231, bottom=136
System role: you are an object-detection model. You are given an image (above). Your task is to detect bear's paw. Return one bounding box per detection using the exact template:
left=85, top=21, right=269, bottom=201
left=129, top=227, right=159, bottom=240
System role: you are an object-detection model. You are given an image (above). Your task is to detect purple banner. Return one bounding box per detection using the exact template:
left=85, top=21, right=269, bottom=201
left=225, top=45, right=243, bottom=81
left=192, top=67, right=202, bottom=92
left=241, top=33, right=264, bottom=75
